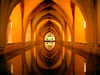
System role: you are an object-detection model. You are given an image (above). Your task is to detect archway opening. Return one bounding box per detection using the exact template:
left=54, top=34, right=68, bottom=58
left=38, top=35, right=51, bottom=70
left=44, top=32, right=55, bottom=50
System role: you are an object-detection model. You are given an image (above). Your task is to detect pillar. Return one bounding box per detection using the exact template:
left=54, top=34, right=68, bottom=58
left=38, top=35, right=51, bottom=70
left=0, top=0, right=10, bottom=51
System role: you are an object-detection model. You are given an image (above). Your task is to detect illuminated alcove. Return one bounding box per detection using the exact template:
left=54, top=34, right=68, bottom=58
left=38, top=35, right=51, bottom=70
left=9, top=2, right=22, bottom=43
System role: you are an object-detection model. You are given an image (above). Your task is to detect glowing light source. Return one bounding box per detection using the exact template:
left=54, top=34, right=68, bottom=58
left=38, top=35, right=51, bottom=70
left=84, top=21, right=86, bottom=28
left=44, top=32, right=55, bottom=41
left=44, top=32, right=55, bottom=50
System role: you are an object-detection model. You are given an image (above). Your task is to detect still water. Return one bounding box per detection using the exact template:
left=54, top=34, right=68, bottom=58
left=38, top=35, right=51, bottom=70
left=0, top=42, right=100, bottom=75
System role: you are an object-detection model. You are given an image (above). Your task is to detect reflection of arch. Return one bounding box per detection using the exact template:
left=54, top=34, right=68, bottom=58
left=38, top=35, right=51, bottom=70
left=6, top=20, right=12, bottom=44
left=33, top=19, right=63, bottom=42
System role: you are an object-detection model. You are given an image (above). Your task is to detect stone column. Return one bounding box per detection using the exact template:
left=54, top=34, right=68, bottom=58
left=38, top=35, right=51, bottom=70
left=0, top=0, right=10, bottom=51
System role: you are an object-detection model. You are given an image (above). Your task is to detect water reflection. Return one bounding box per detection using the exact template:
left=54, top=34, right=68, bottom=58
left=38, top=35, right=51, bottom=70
left=44, top=42, right=55, bottom=50
left=0, top=44, right=100, bottom=75
left=25, top=50, right=31, bottom=73
left=0, top=54, right=22, bottom=75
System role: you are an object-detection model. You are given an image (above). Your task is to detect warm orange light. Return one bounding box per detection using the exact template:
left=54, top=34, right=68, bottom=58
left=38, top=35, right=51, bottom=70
left=10, top=3, right=22, bottom=43
left=67, top=25, right=71, bottom=42
left=75, top=5, right=86, bottom=43
left=25, top=21, right=31, bottom=42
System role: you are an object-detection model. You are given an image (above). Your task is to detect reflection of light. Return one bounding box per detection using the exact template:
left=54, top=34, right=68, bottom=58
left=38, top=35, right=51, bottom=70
left=84, top=63, right=86, bottom=73
left=84, top=21, right=86, bottom=28
left=11, top=22, right=12, bottom=28
left=11, top=64, right=13, bottom=73
left=44, top=42, right=55, bottom=50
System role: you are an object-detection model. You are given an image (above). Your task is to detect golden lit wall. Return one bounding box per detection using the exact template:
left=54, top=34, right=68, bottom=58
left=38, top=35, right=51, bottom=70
left=53, top=0, right=73, bottom=27
left=74, top=5, right=86, bottom=43
left=23, top=0, right=43, bottom=27
left=33, top=31, right=36, bottom=41
left=63, top=31, right=65, bottom=41
left=10, top=3, right=22, bottom=43
left=7, top=21, right=12, bottom=43
left=25, top=21, right=31, bottom=42
left=67, top=25, right=71, bottom=42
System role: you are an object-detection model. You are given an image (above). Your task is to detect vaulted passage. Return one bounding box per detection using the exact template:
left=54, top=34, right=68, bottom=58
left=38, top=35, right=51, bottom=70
left=0, top=0, right=100, bottom=75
